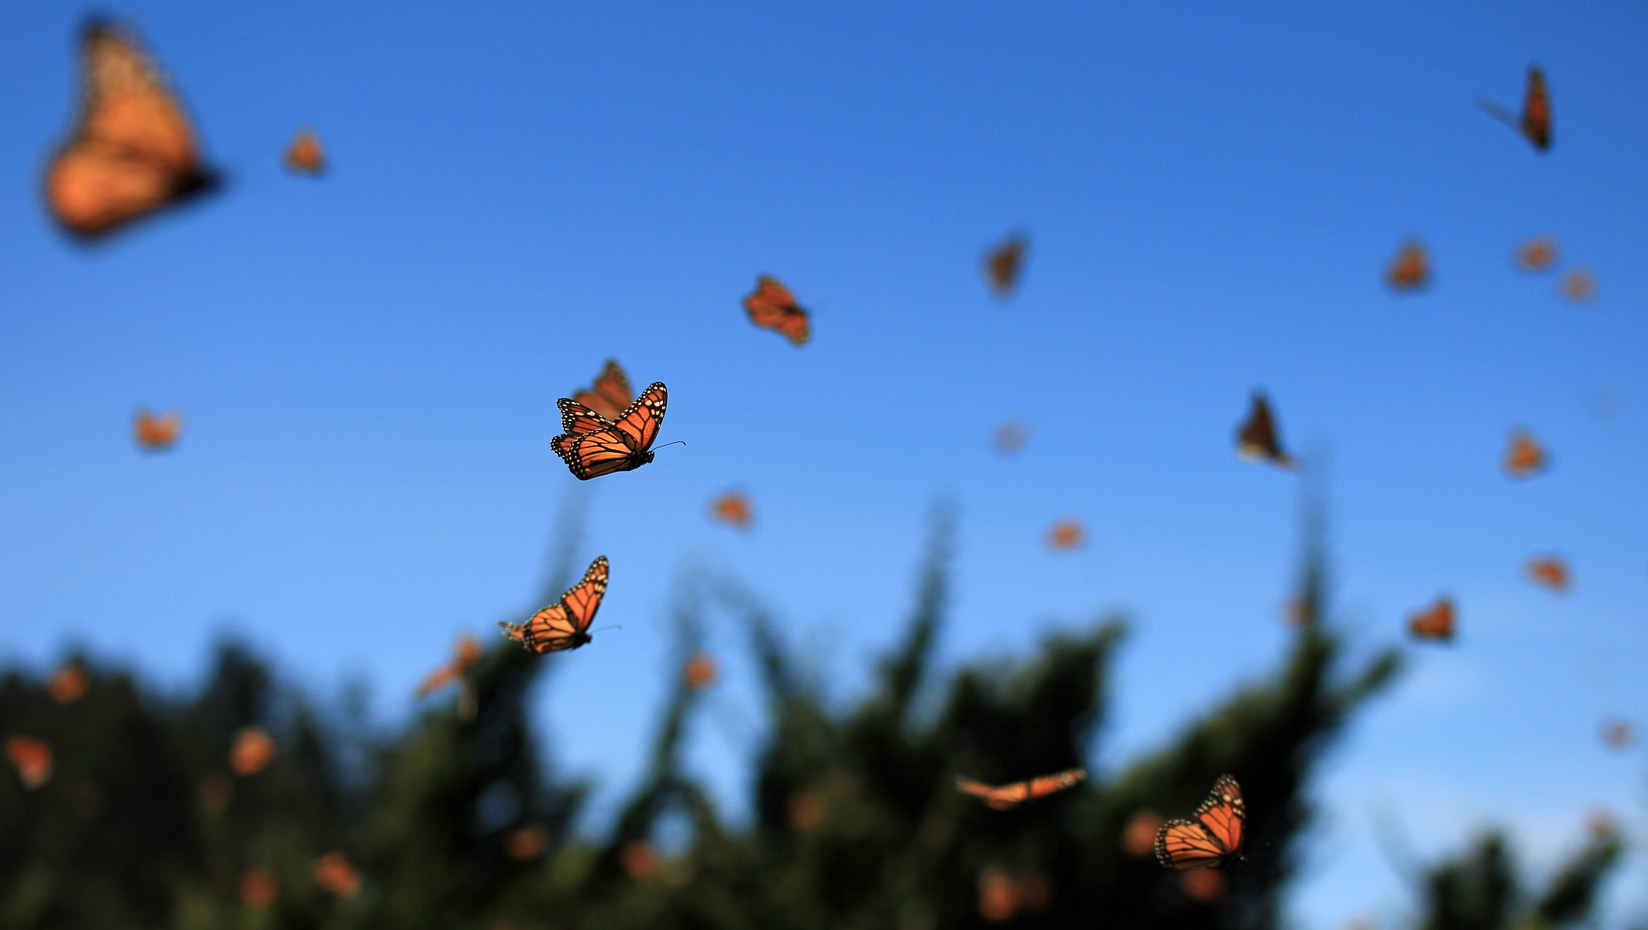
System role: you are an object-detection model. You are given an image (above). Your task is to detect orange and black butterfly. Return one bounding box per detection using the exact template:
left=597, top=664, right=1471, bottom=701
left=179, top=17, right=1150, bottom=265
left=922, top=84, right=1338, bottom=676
left=983, top=233, right=1027, bottom=299
left=1481, top=66, right=1550, bottom=152
left=1386, top=240, right=1430, bottom=291
left=744, top=276, right=810, bottom=345
left=1504, top=429, right=1547, bottom=478
left=571, top=359, right=633, bottom=422
left=552, top=382, right=668, bottom=479
left=1236, top=392, right=1296, bottom=470
left=499, top=555, right=609, bottom=653
left=134, top=407, right=183, bottom=450
left=45, top=20, right=219, bottom=240
left=1408, top=596, right=1455, bottom=642
left=1524, top=556, right=1570, bottom=592
left=710, top=491, right=753, bottom=529
left=1515, top=236, right=1559, bottom=272
left=1155, top=774, right=1245, bottom=871
left=284, top=128, right=325, bottom=174
left=955, top=767, right=1086, bottom=810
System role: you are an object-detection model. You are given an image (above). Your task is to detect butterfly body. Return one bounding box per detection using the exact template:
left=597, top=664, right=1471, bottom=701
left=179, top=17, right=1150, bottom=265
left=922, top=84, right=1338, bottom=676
left=500, top=555, right=609, bottom=653
left=1155, top=774, right=1245, bottom=871
left=955, top=768, right=1086, bottom=810
left=552, top=382, right=667, bottom=480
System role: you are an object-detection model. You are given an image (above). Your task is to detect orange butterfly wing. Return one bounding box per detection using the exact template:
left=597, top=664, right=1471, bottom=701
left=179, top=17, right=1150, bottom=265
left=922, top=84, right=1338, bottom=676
left=553, top=382, right=667, bottom=480
left=45, top=21, right=218, bottom=239
left=1407, top=596, right=1455, bottom=642
left=1504, top=430, right=1547, bottom=477
left=499, top=555, right=609, bottom=653
left=1522, top=66, right=1551, bottom=151
left=956, top=768, right=1085, bottom=810
left=1155, top=774, right=1244, bottom=871
left=284, top=128, right=325, bottom=174
left=744, top=276, right=811, bottom=345
left=1386, top=240, right=1429, bottom=291
left=133, top=408, right=183, bottom=450
left=572, top=359, right=633, bottom=421
left=557, top=397, right=616, bottom=440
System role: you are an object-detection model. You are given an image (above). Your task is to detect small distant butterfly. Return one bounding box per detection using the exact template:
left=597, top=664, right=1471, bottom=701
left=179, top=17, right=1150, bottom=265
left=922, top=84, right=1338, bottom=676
left=743, top=275, right=811, bottom=345
left=992, top=419, right=1029, bottom=455
left=45, top=20, right=220, bottom=240
left=1514, top=236, right=1559, bottom=272
left=230, top=726, right=275, bottom=776
left=1046, top=518, right=1084, bottom=551
left=983, top=233, right=1028, bottom=299
left=1601, top=719, right=1634, bottom=750
left=1560, top=268, right=1596, bottom=303
left=955, top=767, right=1087, bottom=810
left=1481, top=66, right=1551, bottom=152
left=1524, top=556, right=1570, bottom=592
left=710, top=491, right=753, bottom=529
left=1155, top=774, right=1245, bottom=871
left=1407, top=596, right=1455, bottom=642
left=134, top=407, right=183, bottom=450
left=1386, top=240, right=1430, bottom=291
left=1504, top=429, right=1547, bottom=478
left=1236, top=392, right=1296, bottom=470
left=571, top=359, right=633, bottom=422
left=500, top=555, right=609, bottom=653
left=682, top=652, right=718, bottom=691
left=284, top=128, right=325, bottom=174
left=552, top=382, right=668, bottom=480
left=5, top=736, right=54, bottom=790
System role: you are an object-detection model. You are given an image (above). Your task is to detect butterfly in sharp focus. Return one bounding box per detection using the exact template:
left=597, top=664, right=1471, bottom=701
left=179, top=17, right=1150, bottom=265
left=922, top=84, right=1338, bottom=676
left=1155, top=774, right=1245, bottom=871
left=1481, top=66, right=1551, bottom=152
left=743, top=275, right=811, bottom=345
left=1503, top=429, right=1548, bottom=478
left=45, top=20, right=220, bottom=240
left=983, top=233, right=1028, bottom=299
left=1235, top=391, right=1297, bottom=470
left=499, top=555, right=609, bottom=653
left=571, top=359, right=633, bottom=422
left=955, top=767, right=1087, bottom=810
left=1386, top=239, right=1430, bottom=291
left=552, top=381, right=668, bottom=479
left=1407, top=595, right=1455, bottom=642
left=284, top=128, right=325, bottom=174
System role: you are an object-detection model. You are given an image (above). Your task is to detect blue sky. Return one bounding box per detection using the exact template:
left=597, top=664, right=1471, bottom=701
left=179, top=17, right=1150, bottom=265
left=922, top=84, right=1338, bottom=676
left=2, top=1, right=1646, bottom=925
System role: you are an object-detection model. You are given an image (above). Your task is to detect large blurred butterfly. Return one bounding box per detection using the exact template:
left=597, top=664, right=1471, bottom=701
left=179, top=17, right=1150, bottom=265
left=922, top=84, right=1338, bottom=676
left=1408, top=596, right=1455, bottom=642
left=45, top=20, right=219, bottom=240
left=499, top=555, right=609, bottom=653
left=955, top=767, right=1086, bottom=810
left=552, top=381, right=667, bottom=479
left=571, top=359, right=633, bottom=422
left=1236, top=392, right=1296, bottom=470
left=1481, top=66, right=1550, bottom=152
left=744, top=276, right=811, bottom=345
left=1155, top=774, right=1245, bottom=871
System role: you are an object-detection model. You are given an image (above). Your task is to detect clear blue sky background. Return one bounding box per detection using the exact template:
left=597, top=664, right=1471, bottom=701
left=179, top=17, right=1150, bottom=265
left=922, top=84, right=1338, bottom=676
left=2, top=1, right=1645, bottom=925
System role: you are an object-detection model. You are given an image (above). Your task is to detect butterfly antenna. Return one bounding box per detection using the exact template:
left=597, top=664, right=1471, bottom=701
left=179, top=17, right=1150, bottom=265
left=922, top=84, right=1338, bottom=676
left=654, top=440, right=688, bottom=451
left=589, top=624, right=623, bottom=635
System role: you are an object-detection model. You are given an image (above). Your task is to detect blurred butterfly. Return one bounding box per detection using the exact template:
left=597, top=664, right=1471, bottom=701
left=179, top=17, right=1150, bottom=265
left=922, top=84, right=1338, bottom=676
left=983, top=233, right=1027, bottom=299
left=1600, top=719, right=1634, bottom=750
left=1386, top=239, right=1430, bottom=291
left=45, top=20, right=219, bottom=240
left=49, top=662, right=89, bottom=703
left=415, top=635, right=483, bottom=722
left=1236, top=392, right=1296, bottom=470
left=1046, top=518, right=1085, bottom=551
left=992, top=419, right=1029, bottom=455
left=955, top=767, right=1087, bottom=810
left=1514, top=236, right=1559, bottom=272
left=710, top=491, right=753, bottom=529
left=284, top=128, right=325, bottom=174
left=5, top=736, right=54, bottom=790
left=1524, top=556, right=1570, bottom=592
left=1155, top=774, right=1245, bottom=871
left=1407, top=595, right=1455, bottom=642
left=500, top=555, right=609, bottom=653
left=1481, top=66, right=1550, bottom=152
left=682, top=652, right=718, bottom=691
left=552, top=382, right=668, bottom=479
left=1560, top=268, right=1596, bottom=303
left=744, top=275, right=811, bottom=345
left=1504, top=429, right=1547, bottom=478
left=230, top=726, right=275, bottom=776
left=134, top=407, right=183, bottom=450
left=571, top=359, right=633, bottom=422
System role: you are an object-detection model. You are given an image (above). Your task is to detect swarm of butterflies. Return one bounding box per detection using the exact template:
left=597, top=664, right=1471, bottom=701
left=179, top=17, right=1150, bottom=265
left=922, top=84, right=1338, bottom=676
left=36, top=16, right=1626, bottom=888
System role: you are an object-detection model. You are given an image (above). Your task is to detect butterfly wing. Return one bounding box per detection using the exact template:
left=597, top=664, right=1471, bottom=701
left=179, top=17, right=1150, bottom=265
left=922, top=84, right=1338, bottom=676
left=613, top=381, right=667, bottom=453
left=1025, top=768, right=1087, bottom=800
left=46, top=21, right=218, bottom=239
left=955, top=776, right=1026, bottom=810
left=1194, top=775, right=1244, bottom=854
left=744, top=275, right=811, bottom=345
left=1155, top=820, right=1229, bottom=871
left=558, top=397, right=615, bottom=438
left=573, top=360, right=632, bottom=421
left=559, top=555, right=609, bottom=636
left=1522, top=66, right=1551, bottom=150
left=284, top=128, right=325, bottom=174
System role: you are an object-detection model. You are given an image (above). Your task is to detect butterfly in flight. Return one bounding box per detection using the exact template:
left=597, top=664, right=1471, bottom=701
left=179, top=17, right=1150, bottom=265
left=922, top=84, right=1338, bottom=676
left=5, top=736, right=55, bottom=790
left=1407, top=595, right=1455, bottom=642
left=710, top=491, right=754, bottom=529
left=1155, top=774, right=1245, bottom=871
left=1601, top=719, right=1634, bottom=750
left=500, top=555, right=609, bottom=653
left=552, top=381, right=668, bottom=479
left=992, top=419, right=1029, bottom=455
left=983, top=233, right=1028, bottom=299
left=1503, top=429, right=1548, bottom=478
left=1560, top=268, right=1596, bottom=303
left=45, top=20, right=220, bottom=240
left=1236, top=392, right=1297, bottom=470
left=134, top=408, right=183, bottom=450
left=744, top=276, right=811, bottom=345
left=1524, top=556, right=1570, bottom=592
left=1515, top=236, right=1559, bottom=272
left=284, top=128, right=325, bottom=174
left=1386, top=239, right=1430, bottom=291
left=1046, top=518, right=1085, bottom=551
left=955, top=767, right=1087, bottom=810
left=1480, top=66, right=1551, bottom=152
left=571, top=359, right=634, bottom=422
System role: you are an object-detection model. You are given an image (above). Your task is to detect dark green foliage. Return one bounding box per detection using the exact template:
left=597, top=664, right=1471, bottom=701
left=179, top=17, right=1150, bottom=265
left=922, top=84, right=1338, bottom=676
left=0, top=500, right=1628, bottom=929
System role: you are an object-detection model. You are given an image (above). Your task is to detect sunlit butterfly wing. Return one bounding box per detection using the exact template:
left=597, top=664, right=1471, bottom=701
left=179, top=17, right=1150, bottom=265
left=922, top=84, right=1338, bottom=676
left=956, top=768, right=1086, bottom=810
left=499, top=555, right=609, bottom=653
left=744, top=276, right=811, bottom=345
left=1236, top=392, right=1296, bottom=470
left=284, top=128, right=325, bottom=174
left=553, top=382, right=667, bottom=480
left=1386, top=240, right=1430, bottom=291
left=1155, top=774, right=1244, bottom=870
left=572, top=359, right=633, bottom=421
left=1407, top=596, right=1455, bottom=642
left=557, top=397, right=616, bottom=439
left=45, top=20, right=219, bottom=240
left=984, top=234, right=1027, bottom=298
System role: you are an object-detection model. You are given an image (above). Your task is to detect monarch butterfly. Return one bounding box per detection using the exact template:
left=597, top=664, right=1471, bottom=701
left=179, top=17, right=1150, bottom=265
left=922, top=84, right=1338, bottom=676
left=499, top=555, right=609, bottom=653
left=1560, top=268, right=1596, bottom=303
left=571, top=359, right=633, bottom=422
left=1504, top=429, right=1547, bottom=478
left=284, top=128, right=325, bottom=174
left=5, top=736, right=54, bottom=790
left=1407, top=595, right=1455, bottom=642
left=743, top=275, right=811, bottom=345
left=1386, top=239, right=1430, bottom=291
left=1155, top=774, right=1245, bottom=871
left=1046, top=518, right=1084, bottom=551
left=1481, top=66, right=1550, bottom=151
left=414, top=634, right=483, bottom=698
left=45, top=20, right=219, bottom=240
left=955, top=767, right=1087, bottom=810
left=682, top=652, right=718, bottom=690
left=710, top=491, right=753, bottom=529
left=552, top=382, right=668, bottom=479
left=1515, top=236, right=1559, bottom=272
left=1524, top=556, right=1570, bottom=592
left=983, top=233, right=1028, bottom=299
left=1236, top=392, right=1297, bottom=470
left=134, top=407, right=183, bottom=450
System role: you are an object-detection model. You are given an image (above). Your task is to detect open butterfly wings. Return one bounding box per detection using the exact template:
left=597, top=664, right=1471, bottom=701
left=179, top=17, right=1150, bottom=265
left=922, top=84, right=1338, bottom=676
left=744, top=276, right=811, bottom=345
left=571, top=360, right=633, bottom=421
left=552, top=382, right=667, bottom=480
left=499, top=555, right=609, bottom=653
left=46, top=21, right=219, bottom=239
left=955, top=768, right=1087, bottom=810
left=1155, top=774, right=1245, bottom=871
